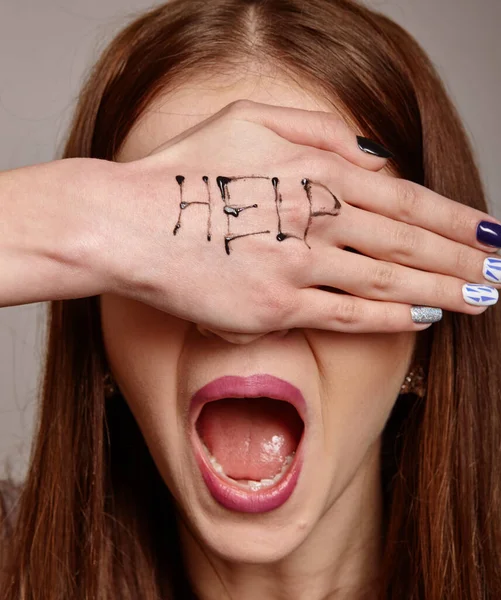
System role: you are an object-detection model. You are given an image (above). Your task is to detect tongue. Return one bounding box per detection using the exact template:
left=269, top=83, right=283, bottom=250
left=196, top=397, right=303, bottom=481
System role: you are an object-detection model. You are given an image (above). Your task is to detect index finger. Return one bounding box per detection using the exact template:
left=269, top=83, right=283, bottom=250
left=226, top=99, right=393, bottom=172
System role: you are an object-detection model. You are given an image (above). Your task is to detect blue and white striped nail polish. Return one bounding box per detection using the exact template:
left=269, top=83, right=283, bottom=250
left=462, top=284, right=499, bottom=306
left=483, top=257, right=501, bottom=283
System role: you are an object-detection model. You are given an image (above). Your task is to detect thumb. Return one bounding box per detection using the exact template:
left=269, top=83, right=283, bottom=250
left=228, top=99, right=393, bottom=172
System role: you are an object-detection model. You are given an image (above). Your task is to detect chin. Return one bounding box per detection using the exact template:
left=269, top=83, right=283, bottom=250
left=180, top=482, right=325, bottom=564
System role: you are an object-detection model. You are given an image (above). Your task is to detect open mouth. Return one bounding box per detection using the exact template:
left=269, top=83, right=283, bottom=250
left=189, top=375, right=307, bottom=513
left=197, top=397, right=304, bottom=488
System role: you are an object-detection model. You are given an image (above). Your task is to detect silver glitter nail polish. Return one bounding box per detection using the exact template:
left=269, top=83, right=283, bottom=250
left=410, top=306, right=443, bottom=324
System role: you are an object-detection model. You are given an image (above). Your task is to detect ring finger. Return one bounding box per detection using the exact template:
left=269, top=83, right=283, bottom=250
left=304, top=246, right=499, bottom=313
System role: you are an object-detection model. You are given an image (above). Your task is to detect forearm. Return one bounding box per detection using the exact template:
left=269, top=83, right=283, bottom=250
left=0, top=158, right=110, bottom=308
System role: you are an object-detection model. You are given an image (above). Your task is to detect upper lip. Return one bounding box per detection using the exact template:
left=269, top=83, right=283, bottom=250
left=189, top=373, right=307, bottom=425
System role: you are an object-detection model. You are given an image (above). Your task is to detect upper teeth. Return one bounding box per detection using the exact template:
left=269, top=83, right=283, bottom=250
left=201, top=442, right=295, bottom=491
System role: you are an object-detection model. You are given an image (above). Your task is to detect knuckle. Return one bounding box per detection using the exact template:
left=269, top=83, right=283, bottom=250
left=370, top=262, right=396, bottom=292
left=255, top=280, right=296, bottom=329
left=293, top=148, right=345, bottom=192
left=389, top=223, right=418, bottom=260
left=224, top=98, right=255, bottom=117
left=279, top=243, right=316, bottom=292
left=394, top=179, right=420, bottom=221
left=287, top=244, right=311, bottom=275
left=288, top=196, right=308, bottom=227
left=454, top=244, right=476, bottom=273
left=382, top=301, right=399, bottom=328
left=291, top=149, right=326, bottom=178
left=432, top=275, right=450, bottom=304
left=330, top=298, right=360, bottom=326
left=317, top=115, right=341, bottom=143
left=449, top=204, right=472, bottom=236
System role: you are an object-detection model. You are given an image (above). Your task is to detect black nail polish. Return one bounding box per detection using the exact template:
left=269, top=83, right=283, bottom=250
left=477, top=221, right=501, bottom=247
left=357, top=136, right=394, bottom=159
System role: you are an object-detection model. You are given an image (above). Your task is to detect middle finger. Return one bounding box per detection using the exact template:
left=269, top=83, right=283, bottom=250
left=333, top=203, right=501, bottom=287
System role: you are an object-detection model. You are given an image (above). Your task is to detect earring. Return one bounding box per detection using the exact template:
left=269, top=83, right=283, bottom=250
left=400, top=364, right=426, bottom=397
left=103, top=370, right=118, bottom=398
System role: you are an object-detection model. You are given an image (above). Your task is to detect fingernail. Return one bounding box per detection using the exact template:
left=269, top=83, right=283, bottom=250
left=483, top=257, right=501, bottom=283
left=476, top=221, right=501, bottom=247
left=410, top=306, right=443, bottom=323
left=356, top=136, right=394, bottom=159
left=462, top=284, right=499, bottom=306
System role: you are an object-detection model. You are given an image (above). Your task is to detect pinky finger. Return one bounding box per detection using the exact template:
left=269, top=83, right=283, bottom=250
left=294, top=288, right=447, bottom=333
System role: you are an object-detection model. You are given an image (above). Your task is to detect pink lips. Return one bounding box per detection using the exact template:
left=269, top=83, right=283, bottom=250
left=189, top=374, right=306, bottom=513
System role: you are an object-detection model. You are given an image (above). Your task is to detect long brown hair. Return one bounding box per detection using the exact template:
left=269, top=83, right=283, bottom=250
left=1, top=0, right=500, bottom=598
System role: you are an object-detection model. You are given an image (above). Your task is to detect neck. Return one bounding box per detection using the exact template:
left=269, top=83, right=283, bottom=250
left=179, top=440, right=384, bottom=600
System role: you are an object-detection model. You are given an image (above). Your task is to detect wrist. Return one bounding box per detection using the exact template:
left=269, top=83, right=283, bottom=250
left=64, top=157, right=128, bottom=298
left=0, top=157, right=115, bottom=306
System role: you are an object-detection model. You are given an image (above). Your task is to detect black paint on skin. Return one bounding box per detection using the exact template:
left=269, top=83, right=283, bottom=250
left=173, top=175, right=213, bottom=242
left=301, top=178, right=342, bottom=248
left=173, top=175, right=342, bottom=255
left=223, top=204, right=258, bottom=217
left=272, top=177, right=303, bottom=244
left=217, top=175, right=272, bottom=255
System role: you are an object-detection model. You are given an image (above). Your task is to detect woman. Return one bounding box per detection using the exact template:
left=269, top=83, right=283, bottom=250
left=1, top=0, right=500, bottom=598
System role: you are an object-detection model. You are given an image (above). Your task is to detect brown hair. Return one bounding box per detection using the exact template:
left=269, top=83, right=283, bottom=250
left=1, top=0, right=500, bottom=598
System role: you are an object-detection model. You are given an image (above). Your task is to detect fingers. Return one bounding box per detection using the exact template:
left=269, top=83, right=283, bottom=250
left=294, top=287, right=440, bottom=333
left=334, top=159, right=501, bottom=253
left=226, top=99, right=392, bottom=172
left=333, top=204, right=501, bottom=287
left=304, top=246, right=498, bottom=314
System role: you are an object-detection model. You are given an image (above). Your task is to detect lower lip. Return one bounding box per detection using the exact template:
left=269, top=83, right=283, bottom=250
left=192, top=432, right=304, bottom=513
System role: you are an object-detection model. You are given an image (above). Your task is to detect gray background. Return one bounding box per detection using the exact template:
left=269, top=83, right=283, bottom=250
left=1, top=0, right=500, bottom=483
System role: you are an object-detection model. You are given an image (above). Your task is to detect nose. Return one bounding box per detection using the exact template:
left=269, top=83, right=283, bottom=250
left=196, top=324, right=290, bottom=344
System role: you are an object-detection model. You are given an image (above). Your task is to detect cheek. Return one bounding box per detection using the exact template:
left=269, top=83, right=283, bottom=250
left=99, top=293, right=195, bottom=496
left=99, top=293, right=186, bottom=428
left=311, top=330, right=415, bottom=462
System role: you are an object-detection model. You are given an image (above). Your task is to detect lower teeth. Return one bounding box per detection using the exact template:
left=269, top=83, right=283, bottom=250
left=201, top=442, right=295, bottom=491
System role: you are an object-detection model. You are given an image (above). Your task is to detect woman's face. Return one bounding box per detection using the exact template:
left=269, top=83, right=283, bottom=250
left=100, top=68, right=417, bottom=563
